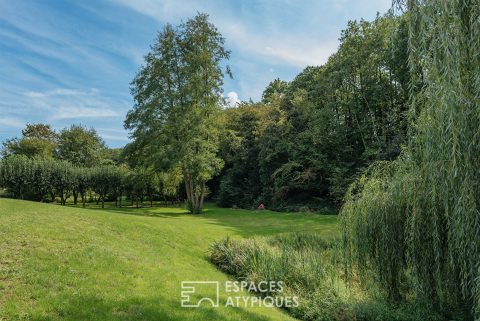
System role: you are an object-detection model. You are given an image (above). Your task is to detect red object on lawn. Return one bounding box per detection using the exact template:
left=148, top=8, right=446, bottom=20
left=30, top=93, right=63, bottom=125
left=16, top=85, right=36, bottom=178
left=257, top=203, right=265, bottom=210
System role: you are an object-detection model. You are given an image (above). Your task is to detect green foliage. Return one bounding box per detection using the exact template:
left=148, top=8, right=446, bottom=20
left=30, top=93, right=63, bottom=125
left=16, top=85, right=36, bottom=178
left=101, top=148, right=124, bottom=165
left=342, top=1, right=480, bottom=318
left=0, top=155, right=32, bottom=199
left=90, top=165, right=121, bottom=208
left=2, top=123, right=58, bottom=158
left=0, top=155, right=181, bottom=209
left=211, top=232, right=435, bottom=321
left=1, top=123, right=120, bottom=169
left=0, top=155, right=75, bottom=204
left=217, top=102, right=277, bottom=208
left=341, top=160, right=411, bottom=298
left=30, top=157, right=56, bottom=201
left=215, top=14, right=410, bottom=210
left=51, top=160, right=76, bottom=205
left=159, top=166, right=183, bottom=200
left=125, top=167, right=160, bottom=208
left=125, top=13, right=230, bottom=214
left=72, top=166, right=92, bottom=207
left=262, top=78, right=288, bottom=104
left=56, top=124, right=106, bottom=167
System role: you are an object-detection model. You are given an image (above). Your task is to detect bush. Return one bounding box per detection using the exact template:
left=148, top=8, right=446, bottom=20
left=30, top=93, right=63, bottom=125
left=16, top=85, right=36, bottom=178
left=210, top=232, right=452, bottom=321
left=0, top=156, right=174, bottom=208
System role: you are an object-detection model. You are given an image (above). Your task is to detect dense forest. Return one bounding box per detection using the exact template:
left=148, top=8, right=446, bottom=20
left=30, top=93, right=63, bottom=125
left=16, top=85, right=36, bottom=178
left=213, top=14, right=410, bottom=210
left=120, top=12, right=411, bottom=212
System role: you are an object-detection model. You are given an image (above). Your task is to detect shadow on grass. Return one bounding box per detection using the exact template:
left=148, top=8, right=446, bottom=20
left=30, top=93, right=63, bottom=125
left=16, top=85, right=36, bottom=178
left=44, top=295, right=275, bottom=321
left=70, top=202, right=339, bottom=238
left=199, top=209, right=339, bottom=238
left=68, top=202, right=190, bottom=218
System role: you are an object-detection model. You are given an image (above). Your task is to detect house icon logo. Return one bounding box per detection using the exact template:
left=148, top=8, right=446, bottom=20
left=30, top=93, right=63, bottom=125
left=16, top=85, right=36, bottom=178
left=180, top=281, right=220, bottom=307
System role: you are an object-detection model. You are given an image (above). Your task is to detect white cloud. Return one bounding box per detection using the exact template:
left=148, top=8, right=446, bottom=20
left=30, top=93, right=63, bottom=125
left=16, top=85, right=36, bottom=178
left=225, top=91, right=240, bottom=107
left=96, top=128, right=130, bottom=142
left=110, top=0, right=202, bottom=23
left=108, top=0, right=391, bottom=101
left=111, top=0, right=339, bottom=67
left=0, top=1, right=144, bottom=72
left=24, top=88, right=124, bottom=121
left=52, top=107, right=120, bottom=120
left=222, top=22, right=338, bottom=68
left=0, top=116, right=24, bottom=129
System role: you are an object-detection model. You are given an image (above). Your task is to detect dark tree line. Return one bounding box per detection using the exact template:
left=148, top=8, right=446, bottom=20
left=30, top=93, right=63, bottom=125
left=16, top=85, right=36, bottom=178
left=214, top=14, right=410, bottom=210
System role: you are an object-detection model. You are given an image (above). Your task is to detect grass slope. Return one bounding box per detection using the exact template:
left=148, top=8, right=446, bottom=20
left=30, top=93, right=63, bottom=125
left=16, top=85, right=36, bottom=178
left=0, top=199, right=337, bottom=321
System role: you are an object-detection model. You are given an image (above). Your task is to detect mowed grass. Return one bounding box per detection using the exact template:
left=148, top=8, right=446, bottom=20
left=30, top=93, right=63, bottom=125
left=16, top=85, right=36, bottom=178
left=0, top=198, right=338, bottom=321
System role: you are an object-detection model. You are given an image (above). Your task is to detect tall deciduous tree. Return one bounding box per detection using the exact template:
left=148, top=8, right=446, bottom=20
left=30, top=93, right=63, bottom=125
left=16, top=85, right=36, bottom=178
left=125, top=13, right=230, bottom=213
left=2, top=123, right=58, bottom=158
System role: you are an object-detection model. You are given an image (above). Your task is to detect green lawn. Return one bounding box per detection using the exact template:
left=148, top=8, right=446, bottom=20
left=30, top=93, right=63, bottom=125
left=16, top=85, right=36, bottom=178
left=0, top=198, right=338, bottom=321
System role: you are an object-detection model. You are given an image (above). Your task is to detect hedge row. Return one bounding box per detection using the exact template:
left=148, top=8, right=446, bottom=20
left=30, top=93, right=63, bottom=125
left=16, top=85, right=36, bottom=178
left=0, top=155, right=175, bottom=208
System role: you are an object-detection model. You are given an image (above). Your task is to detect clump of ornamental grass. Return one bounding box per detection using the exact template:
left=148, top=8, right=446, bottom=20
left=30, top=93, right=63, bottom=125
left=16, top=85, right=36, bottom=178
left=211, top=232, right=435, bottom=321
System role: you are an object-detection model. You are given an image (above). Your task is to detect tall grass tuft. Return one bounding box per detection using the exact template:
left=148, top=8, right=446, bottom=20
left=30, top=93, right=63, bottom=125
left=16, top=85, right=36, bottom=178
left=210, top=233, right=438, bottom=321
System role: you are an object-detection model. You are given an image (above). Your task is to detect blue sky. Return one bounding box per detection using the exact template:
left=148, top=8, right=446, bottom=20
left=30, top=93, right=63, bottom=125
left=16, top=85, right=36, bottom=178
left=0, top=0, right=391, bottom=148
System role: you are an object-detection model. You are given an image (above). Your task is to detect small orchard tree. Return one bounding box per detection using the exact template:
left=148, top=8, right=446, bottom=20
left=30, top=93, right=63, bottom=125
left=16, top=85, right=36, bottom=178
left=52, top=160, right=75, bottom=205
left=30, top=158, right=55, bottom=201
left=109, top=167, right=123, bottom=207
left=145, top=171, right=160, bottom=207
left=113, top=165, right=130, bottom=208
left=73, top=167, right=92, bottom=207
left=128, top=169, right=149, bottom=208
left=0, top=155, right=31, bottom=199
left=91, top=166, right=118, bottom=208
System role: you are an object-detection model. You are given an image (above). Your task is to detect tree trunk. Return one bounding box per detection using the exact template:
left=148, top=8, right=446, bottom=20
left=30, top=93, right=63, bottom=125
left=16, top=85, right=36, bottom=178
left=73, top=190, right=78, bottom=205
left=184, top=177, right=193, bottom=212
left=101, top=197, right=105, bottom=209
left=184, top=176, right=205, bottom=214
left=199, top=182, right=206, bottom=210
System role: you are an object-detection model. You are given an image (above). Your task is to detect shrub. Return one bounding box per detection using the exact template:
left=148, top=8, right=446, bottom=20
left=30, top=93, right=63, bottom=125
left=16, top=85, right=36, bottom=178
left=210, top=232, right=453, bottom=321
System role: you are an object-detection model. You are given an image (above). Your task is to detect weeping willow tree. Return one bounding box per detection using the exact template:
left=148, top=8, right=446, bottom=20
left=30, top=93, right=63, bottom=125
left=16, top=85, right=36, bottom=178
left=342, top=0, right=480, bottom=317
